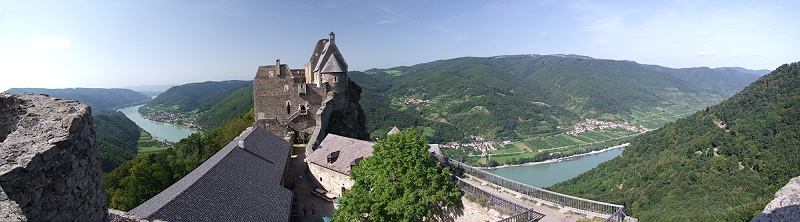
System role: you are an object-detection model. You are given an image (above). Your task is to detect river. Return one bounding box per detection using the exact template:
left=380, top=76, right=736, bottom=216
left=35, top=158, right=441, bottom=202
left=118, top=105, right=197, bottom=143
left=487, top=146, right=624, bottom=188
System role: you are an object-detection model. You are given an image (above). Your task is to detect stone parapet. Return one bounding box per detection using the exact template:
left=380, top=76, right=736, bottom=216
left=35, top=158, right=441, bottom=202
left=0, top=93, right=108, bottom=221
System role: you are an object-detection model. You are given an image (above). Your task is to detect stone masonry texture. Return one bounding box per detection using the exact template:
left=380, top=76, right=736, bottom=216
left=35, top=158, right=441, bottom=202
left=0, top=93, right=108, bottom=222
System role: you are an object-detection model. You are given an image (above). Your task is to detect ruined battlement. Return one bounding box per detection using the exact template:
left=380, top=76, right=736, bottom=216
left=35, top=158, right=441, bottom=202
left=0, top=93, right=108, bottom=221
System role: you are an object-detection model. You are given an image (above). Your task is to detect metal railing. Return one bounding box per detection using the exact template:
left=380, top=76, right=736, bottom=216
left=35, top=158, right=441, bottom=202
left=456, top=177, right=545, bottom=222
left=435, top=154, right=626, bottom=221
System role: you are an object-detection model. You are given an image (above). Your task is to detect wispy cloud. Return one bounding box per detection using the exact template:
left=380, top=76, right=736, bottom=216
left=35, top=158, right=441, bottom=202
left=376, top=18, right=396, bottom=25
left=32, top=36, right=72, bottom=49
left=697, top=52, right=714, bottom=57
left=379, top=7, right=462, bottom=39
left=539, top=32, right=549, bottom=37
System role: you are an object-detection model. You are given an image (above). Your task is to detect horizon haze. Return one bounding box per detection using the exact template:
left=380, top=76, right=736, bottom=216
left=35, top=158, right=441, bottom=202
left=1, top=0, right=797, bottom=92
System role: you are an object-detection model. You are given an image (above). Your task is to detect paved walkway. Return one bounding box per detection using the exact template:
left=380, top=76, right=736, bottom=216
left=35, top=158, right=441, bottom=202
left=459, top=176, right=601, bottom=222
left=287, top=145, right=335, bottom=222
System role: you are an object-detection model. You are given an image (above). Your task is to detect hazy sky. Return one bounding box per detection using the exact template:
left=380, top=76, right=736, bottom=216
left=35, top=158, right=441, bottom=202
left=1, top=0, right=798, bottom=92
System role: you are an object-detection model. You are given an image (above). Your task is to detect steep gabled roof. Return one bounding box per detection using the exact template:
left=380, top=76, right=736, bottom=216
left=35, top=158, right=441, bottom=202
left=313, top=39, right=347, bottom=74
left=321, top=55, right=345, bottom=73
left=308, top=134, right=374, bottom=175
left=387, top=126, right=401, bottom=135
left=129, top=127, right=292, bottom=221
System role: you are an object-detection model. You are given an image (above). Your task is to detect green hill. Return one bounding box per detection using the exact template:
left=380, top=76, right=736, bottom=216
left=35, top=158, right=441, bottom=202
left=4, top=88, right=151, bottom=114
left=548, top=62, right=800, bottom=221
left=94, top=112, right=141, bottom=172
left=354, top=55, right=758, bottom=141
left=642, top=65, right=761, bottom=97
left=142, top=80, right=251, bottom=114
left=194, top=85, right=254, bottom=131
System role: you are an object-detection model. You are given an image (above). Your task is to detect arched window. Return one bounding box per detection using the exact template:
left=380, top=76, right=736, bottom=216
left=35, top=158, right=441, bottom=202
left=286, top=101, right=291, bottom=114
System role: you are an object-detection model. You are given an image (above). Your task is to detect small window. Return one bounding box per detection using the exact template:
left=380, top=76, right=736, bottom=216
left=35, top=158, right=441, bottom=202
left=284, top=85, right=289, bottom=91
left=269, top=70, right=274, bottom=77
left=333, top=76, right=338, bottom=83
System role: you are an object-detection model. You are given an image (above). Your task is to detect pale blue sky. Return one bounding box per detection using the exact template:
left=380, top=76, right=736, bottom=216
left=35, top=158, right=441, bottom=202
left=1, top=0, right=798, bottom=91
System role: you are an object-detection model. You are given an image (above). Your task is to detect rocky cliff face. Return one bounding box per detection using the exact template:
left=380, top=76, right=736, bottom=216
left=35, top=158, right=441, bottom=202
left=752, top=176, right=800, bottom=222
left=0, top=93, right=108, bottom=221
left=325, top=80, right=370, bottom=140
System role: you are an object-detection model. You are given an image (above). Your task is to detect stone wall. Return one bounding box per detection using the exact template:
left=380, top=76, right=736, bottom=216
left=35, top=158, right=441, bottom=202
left=305, top=98, right=334, bottom=155
left=253, top=64, right=327, bottom=138
left=752, top=176, right=800, bottom=222
left=108, top=209, right=149, bottom=222
left=0, top=93, right=108, bottom=221
left=307, top=162, right=353, bottom=196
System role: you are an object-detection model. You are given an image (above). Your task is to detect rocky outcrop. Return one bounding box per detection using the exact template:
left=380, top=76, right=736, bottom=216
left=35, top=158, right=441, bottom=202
left=752, top=176, right=800, bottom=222
left=325, top=80, right=370, bottom=140
left=0, top=93, right=108, bottom=221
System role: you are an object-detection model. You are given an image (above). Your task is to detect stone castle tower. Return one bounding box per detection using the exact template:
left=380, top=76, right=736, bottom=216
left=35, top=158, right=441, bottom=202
left=254, top=32, right=368, bottom=153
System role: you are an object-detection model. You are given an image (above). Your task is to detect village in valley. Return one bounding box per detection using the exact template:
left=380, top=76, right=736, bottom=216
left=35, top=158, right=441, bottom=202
left=566, top=118, right=645, bottom=136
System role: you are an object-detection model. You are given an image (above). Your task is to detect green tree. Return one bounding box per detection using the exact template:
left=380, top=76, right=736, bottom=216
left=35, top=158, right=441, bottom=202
left=335, top=129, right=462, bottom=221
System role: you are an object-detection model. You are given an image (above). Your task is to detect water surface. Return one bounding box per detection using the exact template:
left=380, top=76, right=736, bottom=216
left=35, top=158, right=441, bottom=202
left=488, top=147, right=624, bottom=188
left=118, top=105, right=197, bottom=142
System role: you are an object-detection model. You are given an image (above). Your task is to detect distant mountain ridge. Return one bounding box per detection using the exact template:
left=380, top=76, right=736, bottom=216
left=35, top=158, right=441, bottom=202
left=717, top=66, right=772, bottom=76
left=549, top=61, right=800, bottom=221
left=3, top=87, right=151, bottom=114
left=352, top=54, right=760, bottom=140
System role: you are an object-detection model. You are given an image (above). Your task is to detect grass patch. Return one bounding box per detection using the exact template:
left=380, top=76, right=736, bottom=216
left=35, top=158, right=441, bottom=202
left=137, top=131, right=170, bottom=155
left=422, top=127, right=435, bottom=137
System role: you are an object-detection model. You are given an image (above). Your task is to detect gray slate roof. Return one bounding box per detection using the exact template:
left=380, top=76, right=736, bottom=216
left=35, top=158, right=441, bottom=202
left=308, top=134, right=375, bottom=175
left=313, top=38, right=347, bottom=74
left=320, top=55, right=345, bottom=73
left=129, top=127, right=293, bottom=222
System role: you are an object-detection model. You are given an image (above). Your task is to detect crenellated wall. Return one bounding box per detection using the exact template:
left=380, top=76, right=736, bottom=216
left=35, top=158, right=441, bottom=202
left=0, top=93, right=108, bottom=222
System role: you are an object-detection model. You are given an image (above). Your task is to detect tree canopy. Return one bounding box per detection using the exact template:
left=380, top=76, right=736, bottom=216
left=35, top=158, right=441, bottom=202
left=335, top=129, right=462, bottom=221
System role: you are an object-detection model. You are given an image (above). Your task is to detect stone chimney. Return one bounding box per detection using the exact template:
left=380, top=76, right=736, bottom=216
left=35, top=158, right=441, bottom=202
left=275, top=59, right=281, bottom=77
left=329, top=32, right=335, bottom=44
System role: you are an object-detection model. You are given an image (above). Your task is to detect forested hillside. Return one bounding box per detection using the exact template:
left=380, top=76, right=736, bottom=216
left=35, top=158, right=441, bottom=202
left=642, top=65, right=761, bottom=97
left=548, top=62, right=800, bottom=221
left=194, top=85, right=253, bottom=131
left=94, top=112, right=141, bottom=172
left=142, top=80, right=250, bottom=114
left=348, top=71, right=466, bottom=142
left=354, top=54, right=759, bottom=141
left=4, top=88, right=151, bottom=114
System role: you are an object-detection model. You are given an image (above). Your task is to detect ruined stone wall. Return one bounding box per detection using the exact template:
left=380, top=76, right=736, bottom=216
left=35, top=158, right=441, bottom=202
left=0, top=93, right=108, bottom=221
left=305, top=98, right=334, bottom=155
left=108, top=209, right=148, bottom=222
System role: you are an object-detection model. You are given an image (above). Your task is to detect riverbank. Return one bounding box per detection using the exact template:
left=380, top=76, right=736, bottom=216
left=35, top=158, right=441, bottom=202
left=479, top=143, right=630, bottom=170
left=118, top=105, right=197, bottom=143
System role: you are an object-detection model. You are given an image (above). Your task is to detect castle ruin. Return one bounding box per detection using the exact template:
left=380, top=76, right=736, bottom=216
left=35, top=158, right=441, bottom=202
left=253, top=32, right=368, bottom=153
